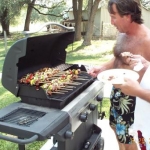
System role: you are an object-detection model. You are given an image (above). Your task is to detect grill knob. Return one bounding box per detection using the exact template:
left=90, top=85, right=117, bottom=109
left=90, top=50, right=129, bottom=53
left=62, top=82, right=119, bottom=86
left=79, top=113, right=88, bottom=122
left=96, top=94, right=103, bottom=102
left=89, top=104, right=96, bottom=111
left=65, top=130, right=74, bottom=139
left=84, top=141, right=91, bottom=149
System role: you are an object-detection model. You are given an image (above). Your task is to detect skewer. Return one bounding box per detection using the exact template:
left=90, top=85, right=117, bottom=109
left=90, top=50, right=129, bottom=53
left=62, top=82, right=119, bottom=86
left=39, top=81, right=81, bottom=85
left=57, top=90, right=69, bottom=92
left=60, top=87, right=73, bottom=90
left=49, top=75, right=88, bottom=79
left=74, top=78, right=89, bottom=80
left=50, top=92, right=65, bottom=94
left=65, top=86, right=76, bottom=88
left=64, top=82, right=81, bottom=85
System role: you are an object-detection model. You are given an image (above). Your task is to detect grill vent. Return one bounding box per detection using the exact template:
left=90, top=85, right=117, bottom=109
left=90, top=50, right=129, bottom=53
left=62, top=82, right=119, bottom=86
left=0, top=108, right=46, bottom=127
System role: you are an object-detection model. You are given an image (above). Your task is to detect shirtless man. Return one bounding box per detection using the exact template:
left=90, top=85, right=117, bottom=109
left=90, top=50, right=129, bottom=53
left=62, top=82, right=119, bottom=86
left=88, top=0, right=150, bottom=150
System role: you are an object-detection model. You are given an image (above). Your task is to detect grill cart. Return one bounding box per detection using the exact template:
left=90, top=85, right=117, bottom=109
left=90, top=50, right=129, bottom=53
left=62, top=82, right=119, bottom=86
left=0, top=23, right=104, bottom=150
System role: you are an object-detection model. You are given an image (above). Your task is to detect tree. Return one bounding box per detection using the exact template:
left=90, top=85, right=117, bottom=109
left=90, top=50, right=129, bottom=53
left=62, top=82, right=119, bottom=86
left=24, top=0, right=36, bottom=31
left=0, top=0, right=26, bottom=35
left=0, top=8, right=9, bottom=35
left=24, top=0, right=67, bottom=31
left=72, top=0, right=83, bottom=41
left=71, top=0, right=101, bottom=44
left=82, top=0, right=101, bottom=46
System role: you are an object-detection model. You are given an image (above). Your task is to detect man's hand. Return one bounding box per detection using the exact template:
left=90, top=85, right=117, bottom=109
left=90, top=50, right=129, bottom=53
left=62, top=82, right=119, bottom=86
left=88, top=66, right=104, bottom=78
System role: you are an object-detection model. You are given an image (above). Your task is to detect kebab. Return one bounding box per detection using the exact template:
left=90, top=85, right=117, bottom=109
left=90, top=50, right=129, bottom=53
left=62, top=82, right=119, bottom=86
left=42, top=71, right=82, bottom=95
left=19, top=68, right=82, bottom=85
left=19, top=68, right=60, bottom=84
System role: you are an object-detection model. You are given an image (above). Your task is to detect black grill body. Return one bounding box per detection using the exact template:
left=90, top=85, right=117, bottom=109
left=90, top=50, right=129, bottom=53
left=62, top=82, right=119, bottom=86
left=2, top=30, right=95, bottom=109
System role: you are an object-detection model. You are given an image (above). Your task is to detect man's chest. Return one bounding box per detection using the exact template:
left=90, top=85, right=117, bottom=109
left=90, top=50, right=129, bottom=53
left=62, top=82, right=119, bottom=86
left=115, top=37, right=150, bottom=60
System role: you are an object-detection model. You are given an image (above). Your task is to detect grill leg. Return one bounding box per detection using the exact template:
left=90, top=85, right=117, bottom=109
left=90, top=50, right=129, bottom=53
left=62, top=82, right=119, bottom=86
left=18, top=137, right=25, bottom=150
left=18, top=144, right=25, bottom=150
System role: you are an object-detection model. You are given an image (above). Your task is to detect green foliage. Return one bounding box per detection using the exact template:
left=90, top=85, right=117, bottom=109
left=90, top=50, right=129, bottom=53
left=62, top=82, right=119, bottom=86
left=0, top=0, right=24, bottom=20
left=83, top=0, right=88, bottom=10
left=99, top=98, right=111, bottom=119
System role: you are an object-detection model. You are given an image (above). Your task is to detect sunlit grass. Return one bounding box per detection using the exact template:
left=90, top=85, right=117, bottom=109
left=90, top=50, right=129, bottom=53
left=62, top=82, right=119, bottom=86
left=66, top=40, right=114, bottom=65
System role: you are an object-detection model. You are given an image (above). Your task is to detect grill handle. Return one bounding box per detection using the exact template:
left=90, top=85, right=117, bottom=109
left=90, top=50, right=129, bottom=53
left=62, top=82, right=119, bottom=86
left=0, top=133, right=38, bottom=144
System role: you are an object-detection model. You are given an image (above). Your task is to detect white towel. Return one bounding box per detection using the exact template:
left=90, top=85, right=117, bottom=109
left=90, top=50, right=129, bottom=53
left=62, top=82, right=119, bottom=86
left=130, top=66, right=150, bottom=150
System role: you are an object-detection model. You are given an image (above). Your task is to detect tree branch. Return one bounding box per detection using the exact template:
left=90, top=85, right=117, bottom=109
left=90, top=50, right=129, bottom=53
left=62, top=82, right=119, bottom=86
left=34, top=1, right=65, bottom=10
left=32, top=6, right=64, bottom=17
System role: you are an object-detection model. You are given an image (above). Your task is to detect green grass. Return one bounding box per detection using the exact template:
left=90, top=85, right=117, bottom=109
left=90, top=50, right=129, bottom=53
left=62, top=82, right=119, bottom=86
left=0, top=34, right=115, bottom=150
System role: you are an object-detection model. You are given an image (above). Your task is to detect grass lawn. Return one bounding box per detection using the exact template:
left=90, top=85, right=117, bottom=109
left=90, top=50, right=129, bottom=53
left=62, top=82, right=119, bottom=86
left=0, top=33, right=115, bottom=150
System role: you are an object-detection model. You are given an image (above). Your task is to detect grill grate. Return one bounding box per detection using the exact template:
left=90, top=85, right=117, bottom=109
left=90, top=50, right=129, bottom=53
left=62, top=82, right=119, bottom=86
left=0, top=108, right=46, bottom=127
left=53, top=63, right=73, bottom=71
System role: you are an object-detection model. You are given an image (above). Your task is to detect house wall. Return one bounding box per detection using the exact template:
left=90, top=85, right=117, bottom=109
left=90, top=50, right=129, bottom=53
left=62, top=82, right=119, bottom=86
left=99, top=7, right=150, bottom=38
left=142, top=7, right=150, bottom=29
left=100, top=7, right=118, bottom=38
left=65, top=6, right=150, bottom=38
left=93, top=9, right=101, bottom=36
left=67, top=10, right=87, bottom=33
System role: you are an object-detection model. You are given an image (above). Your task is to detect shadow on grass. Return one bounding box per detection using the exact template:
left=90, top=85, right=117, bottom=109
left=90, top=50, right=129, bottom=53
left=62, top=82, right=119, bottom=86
left=66, top=52, right=109, bottom=63
left=67, top=41, right=85, bottom=53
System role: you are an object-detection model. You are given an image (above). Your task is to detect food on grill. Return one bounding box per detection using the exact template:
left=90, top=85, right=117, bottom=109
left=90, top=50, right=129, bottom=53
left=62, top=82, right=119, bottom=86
left=19, top=68, right=60, bottom=84
left=19, top=68, right=81, bottom=84
left=119, top=52, right=133, bottom=65
left=19, top=68, right=82, bottom=95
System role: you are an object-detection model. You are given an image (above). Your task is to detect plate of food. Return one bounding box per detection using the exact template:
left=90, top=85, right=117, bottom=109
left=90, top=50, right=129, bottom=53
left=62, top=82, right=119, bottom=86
left=97, top=69, right=139, bottom=84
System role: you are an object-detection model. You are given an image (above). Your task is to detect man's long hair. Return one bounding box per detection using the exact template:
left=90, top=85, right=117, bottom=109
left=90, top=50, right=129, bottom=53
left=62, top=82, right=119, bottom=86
left=108, top=0, right=143, bottom=24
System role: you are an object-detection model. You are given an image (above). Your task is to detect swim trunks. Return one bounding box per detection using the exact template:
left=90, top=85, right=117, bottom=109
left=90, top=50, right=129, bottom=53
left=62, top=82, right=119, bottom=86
left=109, top=86, right=136, bottom=144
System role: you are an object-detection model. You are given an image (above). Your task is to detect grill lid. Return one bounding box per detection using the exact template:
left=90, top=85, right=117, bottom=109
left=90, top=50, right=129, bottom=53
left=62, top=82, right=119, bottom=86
left=2, top=31, right=75, bottom=96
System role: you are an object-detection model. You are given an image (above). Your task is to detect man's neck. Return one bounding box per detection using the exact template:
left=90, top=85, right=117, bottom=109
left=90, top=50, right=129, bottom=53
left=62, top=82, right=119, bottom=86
left=126, top=23, right=145, bottom=36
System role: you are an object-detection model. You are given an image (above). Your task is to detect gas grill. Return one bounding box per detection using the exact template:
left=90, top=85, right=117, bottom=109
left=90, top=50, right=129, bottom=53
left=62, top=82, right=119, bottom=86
left=0, top=23, right=104, bottom=150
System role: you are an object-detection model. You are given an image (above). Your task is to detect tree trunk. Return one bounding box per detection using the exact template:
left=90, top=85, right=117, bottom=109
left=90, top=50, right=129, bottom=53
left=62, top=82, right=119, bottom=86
left=82, top=0, right=101, bottom=46
left=24, top=0, right=36, bottom=31
left=72, top=0, right=83, bottom=41
left=0, top=8, right=10, bottom=36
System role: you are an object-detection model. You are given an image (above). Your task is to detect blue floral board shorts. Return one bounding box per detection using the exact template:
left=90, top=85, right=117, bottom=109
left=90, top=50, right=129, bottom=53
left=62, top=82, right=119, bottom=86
left=109, top=86, right=136, bottom=144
